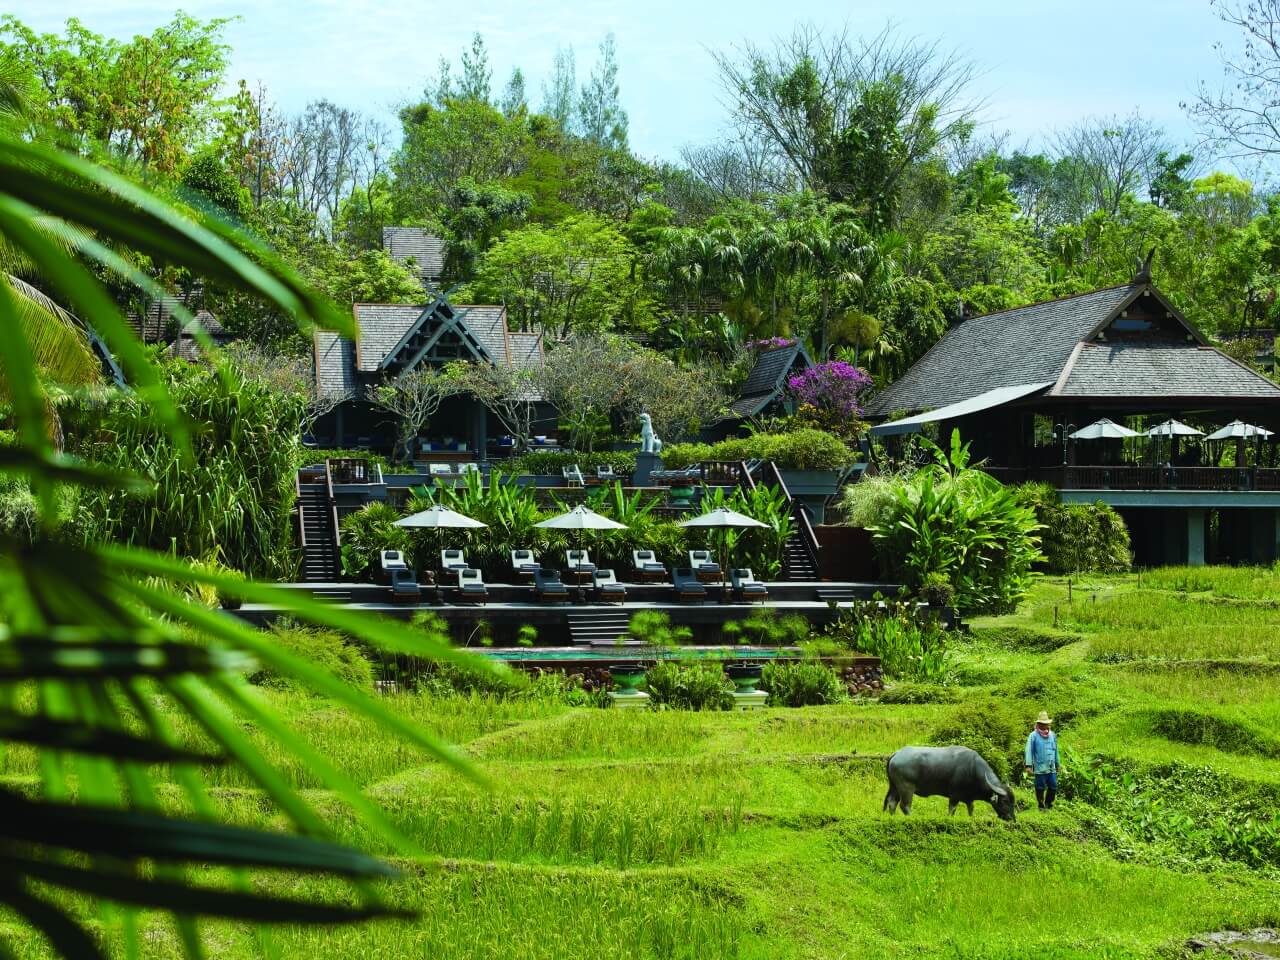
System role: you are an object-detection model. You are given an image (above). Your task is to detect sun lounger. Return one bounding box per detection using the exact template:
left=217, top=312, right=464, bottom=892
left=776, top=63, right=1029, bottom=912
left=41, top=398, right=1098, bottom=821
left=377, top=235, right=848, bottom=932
left=672, top=567, right=707, bottom=603
left=566, top=549, right=596, bottom=581
left=632, top=549, right=668, bottom=583
left=689, top=550, right=722, bottom=582
left=379, top=549, right=408, bottom=583
left=592, top=569, right=627, bottom=604
left=428, top=463, right=452, bottom=476
left=456, top=568, right=488, bottom=604
left=562, top=465, right=585, bottom=487
left=533, top=567, right=571, bottom=603
left=731, top=568, right=769, bottom=603
left=596, top=465, right=617, bottom=482
left=388, top=567, right=421, bottom=603
left=441, top=548, right=467, bottom=572
left=511, top=549, right=539, bottom=582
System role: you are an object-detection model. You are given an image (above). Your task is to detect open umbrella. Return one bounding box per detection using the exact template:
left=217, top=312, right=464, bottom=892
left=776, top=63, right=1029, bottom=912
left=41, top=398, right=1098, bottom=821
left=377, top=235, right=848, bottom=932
left=1143, top=419, right=1203, bottom=466
left=395, top=505, right=486, bottom=583
left=1069, top=418, right=1140, bottom=440
left=1205, top=420, right=1274, bottom=469
left=678, top=507, right=768, bottom=592
left=535, top=505, right=628, bottom=600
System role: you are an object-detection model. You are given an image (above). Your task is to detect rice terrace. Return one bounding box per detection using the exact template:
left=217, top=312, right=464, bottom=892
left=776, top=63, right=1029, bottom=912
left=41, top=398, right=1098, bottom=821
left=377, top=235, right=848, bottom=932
left=2, top=1, right=1280, bottom=959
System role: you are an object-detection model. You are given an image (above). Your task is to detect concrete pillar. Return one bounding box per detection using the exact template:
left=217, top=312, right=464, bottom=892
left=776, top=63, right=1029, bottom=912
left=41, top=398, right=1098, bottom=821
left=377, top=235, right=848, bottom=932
left=1187, top=508, right=1206, bottom=567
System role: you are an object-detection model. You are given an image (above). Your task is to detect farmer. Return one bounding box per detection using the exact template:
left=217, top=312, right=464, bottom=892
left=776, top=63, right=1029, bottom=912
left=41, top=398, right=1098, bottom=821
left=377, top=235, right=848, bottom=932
left=1024, top=711, right=1060, bottom=812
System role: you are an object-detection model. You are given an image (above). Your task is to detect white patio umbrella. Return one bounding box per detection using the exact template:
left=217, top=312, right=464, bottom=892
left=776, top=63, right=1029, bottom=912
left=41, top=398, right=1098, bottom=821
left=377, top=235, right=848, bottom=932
left=678, top=507, right=769, bottom=589
left=1205, top=420, right=1274, bottom=469
left=535, top=505, right=627, bottom=599
left=394, top=505, right=486, bottom=581
left=1144, top=419, right=1204, bottom=465
left=1069, top=418, right=1140, bottom=440
left=1203, top=420, right=1273, bottom=440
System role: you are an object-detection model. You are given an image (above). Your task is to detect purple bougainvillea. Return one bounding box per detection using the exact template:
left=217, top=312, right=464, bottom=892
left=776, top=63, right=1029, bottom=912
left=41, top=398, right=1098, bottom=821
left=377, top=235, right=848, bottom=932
left=747, top=336, right=796, bottom=351
left=786, top=361, right=873, bottom=420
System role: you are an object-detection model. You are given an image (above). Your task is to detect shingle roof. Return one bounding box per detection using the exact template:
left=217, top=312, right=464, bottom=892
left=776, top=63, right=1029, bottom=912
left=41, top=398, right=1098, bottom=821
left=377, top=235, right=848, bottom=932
left=314, top=302, right=543, bottom=398
left=1052, top=343, right=1280, bottom=399
left=727, top=343, right=811, bottom=418
left=127, top=293, right=212, bottom=343
left=382, top=227, right=445, bottom=283
left=866, top=284, right=1140, bottom=415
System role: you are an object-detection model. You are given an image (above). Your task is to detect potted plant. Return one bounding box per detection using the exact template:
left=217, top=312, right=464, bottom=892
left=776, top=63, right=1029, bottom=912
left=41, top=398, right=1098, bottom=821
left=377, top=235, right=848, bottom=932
left=608, top=662, right=649, bottom=694
left=725, top=661, right=763, bottom=693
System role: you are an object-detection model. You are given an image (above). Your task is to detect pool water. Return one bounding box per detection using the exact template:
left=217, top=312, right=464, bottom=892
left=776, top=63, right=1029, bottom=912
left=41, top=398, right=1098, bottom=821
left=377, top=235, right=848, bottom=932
left=476, top=646, right=795, bottom=661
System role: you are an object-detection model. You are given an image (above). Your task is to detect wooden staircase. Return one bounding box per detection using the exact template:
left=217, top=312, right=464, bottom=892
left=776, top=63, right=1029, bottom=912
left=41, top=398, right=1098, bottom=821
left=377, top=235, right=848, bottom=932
left=723, top=460, right=822, bottom=582
left=297, top=467, right=341, bottom=583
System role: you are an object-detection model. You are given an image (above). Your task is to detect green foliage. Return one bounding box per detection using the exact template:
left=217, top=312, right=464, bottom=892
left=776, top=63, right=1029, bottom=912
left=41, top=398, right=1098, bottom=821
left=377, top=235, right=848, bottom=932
left=869, top=432, right=1041, bottom=613
left=338, top=502, right=408, bottom=578
left=65, top=357, right=304, bottom=578
left=1144, top=708, right=1280, bottom=758
left=643, top=661, right=734, bottom=711
left=824, top=603, right=950, bottom=681
left=1014, top=483, right=1132, bottom=574
left=879, top=682, right=960, bottom=704
left=662, top=429, right=856, bottom=471
left=329, top=248, right=426, bottom=304
left=722, top=608, right=811, bottom=646
left=249, top=621, right=374, bottom=691
left=917, top=571, right=956, bottom=608
left=623, top=610, right=691, bottom=648
left=407, top=470, right=547, bottom=577
left=421, top=662, right=601, bottom=706
left=930, top=699, right=1025, bottom=782
left=762, top=660, right=846, bottom=707
left=833, top=471, right=907, bottom=528
left=509, top=450, right=637, bottom=475
left=180, top=148, right=248, bottom=220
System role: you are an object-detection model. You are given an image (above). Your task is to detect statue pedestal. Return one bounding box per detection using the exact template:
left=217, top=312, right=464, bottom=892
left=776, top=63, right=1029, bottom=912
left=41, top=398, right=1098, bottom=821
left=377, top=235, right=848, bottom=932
left=633, top=451, right=663, bottom=487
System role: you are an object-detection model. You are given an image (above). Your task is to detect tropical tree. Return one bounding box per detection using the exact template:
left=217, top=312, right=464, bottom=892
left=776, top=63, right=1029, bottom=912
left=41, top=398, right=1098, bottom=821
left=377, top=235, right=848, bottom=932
left=369, top=366, right=463, bottom=462
left=0, top=133, right=500, bottom=956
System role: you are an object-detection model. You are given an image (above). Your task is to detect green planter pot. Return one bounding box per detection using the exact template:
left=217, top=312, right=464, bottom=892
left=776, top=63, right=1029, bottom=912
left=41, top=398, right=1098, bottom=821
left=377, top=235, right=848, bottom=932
left=669, top=485, right=695, bottom=508
left=725, top=662, right=763, bottom=693
left=608, top=664, right=648, bottom=694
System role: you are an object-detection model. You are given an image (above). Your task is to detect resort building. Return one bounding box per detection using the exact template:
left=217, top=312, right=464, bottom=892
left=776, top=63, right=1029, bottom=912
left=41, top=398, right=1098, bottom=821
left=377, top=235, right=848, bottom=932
left=865, top=272, right=1280, bottom=565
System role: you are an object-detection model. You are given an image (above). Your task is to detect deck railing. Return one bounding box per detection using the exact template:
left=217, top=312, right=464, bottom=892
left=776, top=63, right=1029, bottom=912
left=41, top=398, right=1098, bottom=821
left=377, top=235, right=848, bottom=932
left=981, top=464, right=1280, bottom=492
left=328, top=457, right=372, bottom=484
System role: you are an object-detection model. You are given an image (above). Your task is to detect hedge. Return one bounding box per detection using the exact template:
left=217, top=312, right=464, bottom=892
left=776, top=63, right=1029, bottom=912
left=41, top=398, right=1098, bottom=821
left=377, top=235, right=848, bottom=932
left=662, top=429, right=855, bottom=471
left=509, top=450, right=638, bottom=476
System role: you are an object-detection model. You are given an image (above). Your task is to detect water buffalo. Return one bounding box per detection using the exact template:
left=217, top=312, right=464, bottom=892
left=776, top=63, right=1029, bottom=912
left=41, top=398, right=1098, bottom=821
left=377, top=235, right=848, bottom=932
left=884, top=746, right=1016, bottom=821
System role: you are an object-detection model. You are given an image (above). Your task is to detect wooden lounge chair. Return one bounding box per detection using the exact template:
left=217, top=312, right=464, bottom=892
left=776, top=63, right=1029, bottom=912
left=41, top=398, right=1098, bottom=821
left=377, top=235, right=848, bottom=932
left=633, top=549, right=668, bottom=583
left=565, top=549, right=596, bottom=581
left=441, top=548, right=467, bottom=572
left=511, top=549, right=539, bottom=582
left=730, top=568, right=769, bottom=603
left=672, top=567, right=707, bottom=603
left=689, top=550, right=722, bottom=583
left=562, top=464, right=585, bottom=487
left=533, top=568, right=571, bottom=603
left=456, top=568, right=489, bottom=604
left=379, top=549, right=408, bottom=584
left=592, top=569, right=627, bottom=604
left=596, top=465, right=617, bottom=483
left=388, top=567, right=421, bottom=603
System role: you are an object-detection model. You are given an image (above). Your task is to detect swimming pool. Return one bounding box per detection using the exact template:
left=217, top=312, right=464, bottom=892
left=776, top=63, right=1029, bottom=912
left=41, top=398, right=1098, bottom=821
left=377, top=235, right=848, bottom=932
left=476, top=645, right=797, bottom=662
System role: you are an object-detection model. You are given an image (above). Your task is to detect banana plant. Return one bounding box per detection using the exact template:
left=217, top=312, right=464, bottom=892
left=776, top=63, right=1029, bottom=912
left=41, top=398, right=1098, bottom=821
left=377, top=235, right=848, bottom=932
left=0, top=135, right=508, bottom=958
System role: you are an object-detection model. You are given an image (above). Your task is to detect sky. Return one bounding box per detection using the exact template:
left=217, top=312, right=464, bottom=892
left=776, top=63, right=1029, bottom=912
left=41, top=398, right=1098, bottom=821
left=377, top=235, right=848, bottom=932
left=1, top=0, right=1243, bottom=165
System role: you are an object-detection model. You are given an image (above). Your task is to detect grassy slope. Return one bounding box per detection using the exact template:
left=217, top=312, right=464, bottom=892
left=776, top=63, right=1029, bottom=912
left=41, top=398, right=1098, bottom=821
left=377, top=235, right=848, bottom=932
left=3, top=571, right=1280, bottom=958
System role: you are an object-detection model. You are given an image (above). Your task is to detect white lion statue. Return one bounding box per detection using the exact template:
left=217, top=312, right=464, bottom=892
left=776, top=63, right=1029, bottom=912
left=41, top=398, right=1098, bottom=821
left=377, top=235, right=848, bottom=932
left=639, top=413, right=663, bottom=454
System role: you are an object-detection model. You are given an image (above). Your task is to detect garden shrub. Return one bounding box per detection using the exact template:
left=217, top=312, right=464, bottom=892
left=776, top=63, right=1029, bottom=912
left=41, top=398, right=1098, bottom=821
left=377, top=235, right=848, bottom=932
left=421, top=662, right=602, bottom=706
left=0, top=478, right=40, bottom=543
left=339, top=502, right=409, bottom=578
left=1014, top=483, right=1131, bottom=574
left=643, top=661, right=734, bottom=711
left=832, top=472, right=904, bottom=528
left=662, top=429, right=855, bottom=471
left=917, top=571, right=956, bottom=609
left=297, top=447, right=394, bottom=474
left=879, top=682, right=960, bottom=704
left=1145, top=708, right=1280, bottom=758
left=722, top=608, right=811, bottom=646
left=870, top=432, right=1041, bottom=614
left=762, top=661, right=846, bottom=707
left=624, top=610, right=692, bottom=647
left=822, top=603, right=950, bottom=682
left=970, top=625, right=1079, bottom=652
left=248, top=621, right=373, bottom=691
left=929, top=698, right=1025, bottom=782
left=509, top=450, right=637, bottom=476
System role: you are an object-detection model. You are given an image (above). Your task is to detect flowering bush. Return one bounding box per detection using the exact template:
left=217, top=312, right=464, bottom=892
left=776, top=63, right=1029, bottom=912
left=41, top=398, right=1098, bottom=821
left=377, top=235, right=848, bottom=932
left=786, top=361, right=872, bottom=440
left=746, top=336, right=796, bottom=351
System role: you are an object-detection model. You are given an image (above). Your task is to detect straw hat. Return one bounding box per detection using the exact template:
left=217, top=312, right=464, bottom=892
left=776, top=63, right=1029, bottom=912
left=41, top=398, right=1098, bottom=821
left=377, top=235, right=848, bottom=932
left=1035, top=711, right=1052, bottom=726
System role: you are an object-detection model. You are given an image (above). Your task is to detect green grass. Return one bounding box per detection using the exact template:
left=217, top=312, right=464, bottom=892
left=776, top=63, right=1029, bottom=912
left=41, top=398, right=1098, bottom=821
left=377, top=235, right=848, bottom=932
left=5, top=567, right=1280, bottom=958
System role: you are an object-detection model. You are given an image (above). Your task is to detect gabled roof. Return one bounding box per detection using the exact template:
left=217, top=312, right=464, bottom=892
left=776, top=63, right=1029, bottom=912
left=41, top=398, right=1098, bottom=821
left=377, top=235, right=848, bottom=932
left=727, top=342, right=813, bottom=418
left=313, top=300, right=544, bottom=398
left=863, top=281, right=1280, bottom=415
left=127, top=292, right=216, bottom=344
left=382, top=227, right=446, bottom=284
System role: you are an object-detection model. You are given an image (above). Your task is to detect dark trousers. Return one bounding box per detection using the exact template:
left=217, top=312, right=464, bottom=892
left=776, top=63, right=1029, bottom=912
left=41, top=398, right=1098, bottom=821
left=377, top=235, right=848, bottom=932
left=1034, top=772, right=1057, bottom=809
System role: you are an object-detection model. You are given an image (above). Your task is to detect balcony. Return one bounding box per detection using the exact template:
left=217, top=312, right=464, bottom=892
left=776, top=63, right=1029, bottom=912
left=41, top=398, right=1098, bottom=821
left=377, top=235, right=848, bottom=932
left=982, top=465, right=1280, bottom=491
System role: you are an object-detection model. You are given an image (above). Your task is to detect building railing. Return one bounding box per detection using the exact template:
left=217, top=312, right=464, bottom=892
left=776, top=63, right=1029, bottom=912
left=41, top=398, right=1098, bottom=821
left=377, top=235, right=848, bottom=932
left=328, top=457, right=372, bottom=484
left=981, top=465, right=1280, bottom=492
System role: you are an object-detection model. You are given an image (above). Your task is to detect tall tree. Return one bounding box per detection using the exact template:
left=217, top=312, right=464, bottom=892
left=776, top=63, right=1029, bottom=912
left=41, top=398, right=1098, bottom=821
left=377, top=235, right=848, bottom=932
left=458, top=32, right=492, bottom=104
left=501, top=67, right=528, bottom=117
left=578, top=34, right=628, bottom=149
left=1187, top=0, right=1280, bottom=159
left=370, top=367, right=462, bottom=462
left=542, top=46, right=577, bottom=132
left=1054, top=112, right=1169, bottom=219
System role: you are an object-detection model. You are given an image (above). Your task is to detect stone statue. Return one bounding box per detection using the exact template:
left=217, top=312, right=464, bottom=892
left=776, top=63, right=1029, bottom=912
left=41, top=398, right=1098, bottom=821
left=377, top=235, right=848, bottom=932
left=639, top=413, right=663, bottom=454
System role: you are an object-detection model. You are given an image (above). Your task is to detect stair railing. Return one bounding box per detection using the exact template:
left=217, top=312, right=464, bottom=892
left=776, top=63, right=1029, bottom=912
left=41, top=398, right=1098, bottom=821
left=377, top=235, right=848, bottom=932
left=761, top=461, right=820, bottom=578
left=324, top=460, right=342, bottom=552
left=295, top=470, right=307, bottom=551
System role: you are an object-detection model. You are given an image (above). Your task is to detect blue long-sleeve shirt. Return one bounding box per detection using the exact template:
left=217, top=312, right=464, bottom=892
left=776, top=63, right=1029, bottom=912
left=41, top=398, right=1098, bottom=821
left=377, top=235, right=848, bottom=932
left=1025, top=730, right=1059, bottom=774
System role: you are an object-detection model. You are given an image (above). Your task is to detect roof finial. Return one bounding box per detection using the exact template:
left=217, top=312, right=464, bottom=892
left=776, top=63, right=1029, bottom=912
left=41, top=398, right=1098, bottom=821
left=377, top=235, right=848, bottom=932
left=1132, top=247, right=1155, bottom=284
